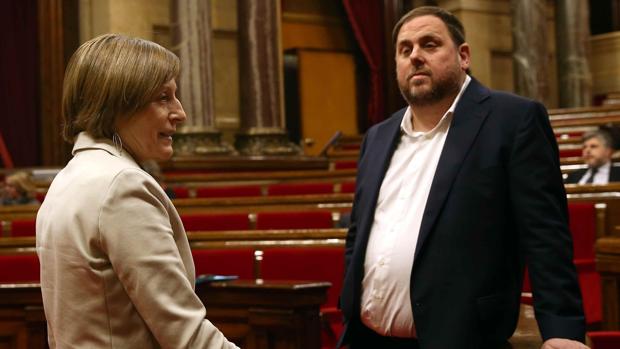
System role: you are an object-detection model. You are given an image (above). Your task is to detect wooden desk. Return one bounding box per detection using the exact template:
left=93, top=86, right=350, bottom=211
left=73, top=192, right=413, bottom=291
left=0, top=280, right=329, bottom=349
left=596, top=237, right=620, bottom=329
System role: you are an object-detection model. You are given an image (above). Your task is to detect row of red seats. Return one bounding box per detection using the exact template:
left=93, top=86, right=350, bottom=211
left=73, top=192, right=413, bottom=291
left=172, top=180, right=356, bottom=199
left=1, top=210, right=342, bottom=237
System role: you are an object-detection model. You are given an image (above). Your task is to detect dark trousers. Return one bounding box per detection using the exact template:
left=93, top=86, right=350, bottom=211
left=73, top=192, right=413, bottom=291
left=348, top=323, right=420, bottom=349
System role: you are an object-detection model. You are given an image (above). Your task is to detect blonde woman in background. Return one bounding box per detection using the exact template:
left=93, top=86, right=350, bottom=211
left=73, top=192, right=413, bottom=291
left=1, top=171, right=39, bottom=205
left=36, top=34, right=239, bottom=349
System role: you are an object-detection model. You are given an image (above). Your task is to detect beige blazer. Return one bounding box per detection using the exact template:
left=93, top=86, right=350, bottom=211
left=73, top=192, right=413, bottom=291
left=36, top=132, right=239, bottom=349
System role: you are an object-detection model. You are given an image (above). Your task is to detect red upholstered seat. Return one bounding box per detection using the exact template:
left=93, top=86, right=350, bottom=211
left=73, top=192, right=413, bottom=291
left=181, top=213, right=250, bottom=232
left=574, top=258, right=601, bottom=325
left=568, top=202, right=596, bottom=260
left=333, top=160, right=357, bottom=170
left=0, top=254, right=40, bottom=282
left=191, top=249, right=255, bottom=279
left=196, top=185, right=263, bottom=198
left=587, top=331, right=620, bottom=349
left=340, top=144, right=360, bottom=150
left=11, top=219, right=36, bottom=237
left=559, top=148, right=582, bottom=158
left=522, top=203, right=600, bottom=324
left=261, top=247, right=345, bottom=348
left=35, top=192, right=46, bottom=203
left=172, top=186, right=190, bottom=199
left=340, top=181, right=356, bottom=194
left=255, top=211, right=334, bottom=229
left=267, top=182, right=334, bottom=196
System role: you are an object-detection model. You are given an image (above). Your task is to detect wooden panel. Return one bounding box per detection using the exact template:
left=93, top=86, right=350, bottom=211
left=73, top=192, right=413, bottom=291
left=591, top=32, right=620, bottom=96
left=297, top=50, right=358, bottom=155
left=281, top=18, right=351, bottom=51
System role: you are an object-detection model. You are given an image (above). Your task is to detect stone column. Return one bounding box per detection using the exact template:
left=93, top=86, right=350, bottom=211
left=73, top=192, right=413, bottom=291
left=555, top=0, right=592, bottom=108
left=511, top=0, right=550, bottom=105
left=235, top=0, right=300, bottom=155
left=171, top=0, right=234, bottom=156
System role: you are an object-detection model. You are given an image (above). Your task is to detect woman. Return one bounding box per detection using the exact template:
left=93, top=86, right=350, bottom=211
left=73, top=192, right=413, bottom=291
left=36, top=34, right=238, bottom=349
left=1, top=171, right=39, bottom=205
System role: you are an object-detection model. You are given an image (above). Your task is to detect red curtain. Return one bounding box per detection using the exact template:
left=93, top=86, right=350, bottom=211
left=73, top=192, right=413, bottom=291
left=0, top=0, right=40, bottom=166
left=343, top=0, right=386, bottom=126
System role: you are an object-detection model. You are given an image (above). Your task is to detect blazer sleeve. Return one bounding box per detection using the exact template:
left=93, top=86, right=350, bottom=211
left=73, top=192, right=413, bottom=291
left=99, top=169, right=239, bottom=349
left=507, top=101, right=585, bottom=341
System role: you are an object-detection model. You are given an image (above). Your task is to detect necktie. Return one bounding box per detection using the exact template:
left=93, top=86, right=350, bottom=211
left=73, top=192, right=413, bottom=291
left=585, top=167, right=598, bottom=184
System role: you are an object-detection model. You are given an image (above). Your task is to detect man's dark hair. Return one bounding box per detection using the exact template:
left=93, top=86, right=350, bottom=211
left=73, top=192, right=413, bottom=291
left=392, top=6, right=466, bottom=48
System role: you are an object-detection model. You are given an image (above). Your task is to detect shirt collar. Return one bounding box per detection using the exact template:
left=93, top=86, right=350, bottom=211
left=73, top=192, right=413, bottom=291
left=401, top=75, right=472, bottom=137
left=72, top=132, right=139, bottom=165
left=593, top=161, right=611, bottom=174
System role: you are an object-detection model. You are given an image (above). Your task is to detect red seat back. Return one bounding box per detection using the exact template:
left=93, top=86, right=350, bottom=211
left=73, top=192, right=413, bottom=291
left=191, top=249, right=255, bottom=279
left=0, top=254, right=40, bottom=282
left=267, top=182, right=334, bottom=196
left=196, top=185, right=262, bottom=198
left=261, top=247, right=344, bottom=308
left=568, top=202, right=596, bottom=260
left=333, top=160, right=357, bottom=170
left=181, top=213, right=250, bottom=232
left=340, top=181, right=356, bottom=194
left=172, top=186, right=190, bottom=199
left=559, top=148, right=582, bottom=158
left=588, top=331, right=620, bottom=349
left=255, top=211, right=334, bottom=230
left=11, top=219, right=36, bottom=237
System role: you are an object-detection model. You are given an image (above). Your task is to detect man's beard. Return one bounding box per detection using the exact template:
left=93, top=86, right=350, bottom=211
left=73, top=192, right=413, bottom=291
left=398, top=68, right=462, bottom=107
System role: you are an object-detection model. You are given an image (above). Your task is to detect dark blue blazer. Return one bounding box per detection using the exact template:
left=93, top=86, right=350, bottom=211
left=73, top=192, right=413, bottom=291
left=339, top=79, right=585, bottom=348
left=565, top=165, right=620, bottom=184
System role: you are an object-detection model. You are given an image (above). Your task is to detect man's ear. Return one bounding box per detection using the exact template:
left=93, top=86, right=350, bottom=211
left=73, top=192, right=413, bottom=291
left=458, top=43, right=471, bottom=71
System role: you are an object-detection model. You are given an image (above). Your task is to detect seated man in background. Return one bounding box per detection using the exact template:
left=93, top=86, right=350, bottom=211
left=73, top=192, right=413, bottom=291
left=565, top=129, right=620, bottom=184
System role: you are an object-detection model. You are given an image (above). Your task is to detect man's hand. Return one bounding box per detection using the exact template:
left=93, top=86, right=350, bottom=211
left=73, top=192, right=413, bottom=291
left=542, top=338, right=589, bottom=349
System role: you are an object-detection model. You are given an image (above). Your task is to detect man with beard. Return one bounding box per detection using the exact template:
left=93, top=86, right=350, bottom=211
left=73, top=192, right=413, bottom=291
left=338, top=6, right=587, bottom=349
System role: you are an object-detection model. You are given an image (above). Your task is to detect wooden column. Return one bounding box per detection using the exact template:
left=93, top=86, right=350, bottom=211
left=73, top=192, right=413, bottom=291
left=383, top=0, right=408, bottom=118
left=235, top=0, right=300, bottom=155
left=171, top=0, right=234, bottom=156
left=511, top=0, right=551, bottom=105
left=38, top=0, right=72, bottom=166
left=555, top=0, right=592, bottom=108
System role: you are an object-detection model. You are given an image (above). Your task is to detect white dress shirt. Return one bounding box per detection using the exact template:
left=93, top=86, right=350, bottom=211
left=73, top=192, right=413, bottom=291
left=578, top=161, right=611, bottom=185
left=360, top=75, right=471, bottom=338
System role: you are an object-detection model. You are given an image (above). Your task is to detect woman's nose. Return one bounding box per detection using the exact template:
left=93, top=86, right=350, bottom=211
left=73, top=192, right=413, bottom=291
left=172, top=99, right=187, bottom=123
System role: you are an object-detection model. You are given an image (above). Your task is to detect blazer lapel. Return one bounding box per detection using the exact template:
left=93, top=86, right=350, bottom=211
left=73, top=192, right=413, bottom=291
left=414, top=79, right=491, bottom=260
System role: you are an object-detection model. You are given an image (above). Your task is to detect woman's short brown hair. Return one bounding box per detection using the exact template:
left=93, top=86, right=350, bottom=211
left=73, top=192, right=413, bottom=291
left=62, top=33, right=180, bottom=142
